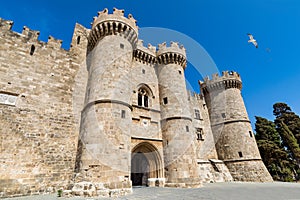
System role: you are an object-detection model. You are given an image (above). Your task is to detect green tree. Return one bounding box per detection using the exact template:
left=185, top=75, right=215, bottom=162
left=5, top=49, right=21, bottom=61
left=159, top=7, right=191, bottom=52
left=273, top=103, right=292, bottom=118
left=273, top=103, right=300, bottom=145
left=255, top=116, right=293, bottom=181
left=273, top=102, right=300, bottom=180
left=276, top=121, right=300, bottom=165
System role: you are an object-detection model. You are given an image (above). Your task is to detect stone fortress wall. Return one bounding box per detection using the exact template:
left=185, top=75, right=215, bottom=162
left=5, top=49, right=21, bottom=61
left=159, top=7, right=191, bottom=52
left=0, top=7, right=272, bottom=198
left=0, top=18, right=88, bottom=196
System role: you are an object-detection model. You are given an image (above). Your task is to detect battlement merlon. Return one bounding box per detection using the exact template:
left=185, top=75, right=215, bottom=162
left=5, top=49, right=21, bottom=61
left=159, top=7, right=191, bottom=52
left=133, top=40, right=157, bottom=65
left=199, top=71, right=242, bottom=94
left=47, top=35, right=63, bottom=48
left=157, top=41, right=186, bottom=56
left=156, top=42, right=187, bottom=69
left=87, top=8, right=138, bottom=53
left=22, top=26, right=40, bottom=41
left=0, top=18, right=13, bottom=30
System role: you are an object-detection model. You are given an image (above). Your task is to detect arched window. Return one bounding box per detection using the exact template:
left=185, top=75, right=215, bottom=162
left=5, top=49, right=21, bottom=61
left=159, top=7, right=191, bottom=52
left=138, top=88, right=149, bottom=108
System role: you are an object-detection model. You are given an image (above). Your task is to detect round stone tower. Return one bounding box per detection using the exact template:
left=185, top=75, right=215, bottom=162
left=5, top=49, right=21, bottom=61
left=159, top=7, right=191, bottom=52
left=74, top=8, right=138, bottom=195
left=200, top=71, right=273, bottom=182
left=157, top=42, right=201, bottom=187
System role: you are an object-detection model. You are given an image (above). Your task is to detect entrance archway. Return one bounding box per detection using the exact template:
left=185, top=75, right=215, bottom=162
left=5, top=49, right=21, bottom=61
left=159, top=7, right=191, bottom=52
left=131, top=142, right=164, bottom=186
left=131, top=152, right=149, bottom=186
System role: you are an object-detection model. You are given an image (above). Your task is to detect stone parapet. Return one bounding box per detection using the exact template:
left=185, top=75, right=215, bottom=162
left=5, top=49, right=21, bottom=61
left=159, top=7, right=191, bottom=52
left=200, top=71, right=242, bottom=94
left=92, top=8, right=138, bottom=32
left=88, top=8, right=138, bottom=53
left=133, top=40, right=157, bottom=65
left=157, top=42, right=186, bottom=69
left=0, top=17, right=66, bottom=50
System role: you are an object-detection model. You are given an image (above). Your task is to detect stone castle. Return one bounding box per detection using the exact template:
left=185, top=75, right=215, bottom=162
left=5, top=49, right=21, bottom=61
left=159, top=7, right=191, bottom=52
left=0, top=8, right=272, bottom=198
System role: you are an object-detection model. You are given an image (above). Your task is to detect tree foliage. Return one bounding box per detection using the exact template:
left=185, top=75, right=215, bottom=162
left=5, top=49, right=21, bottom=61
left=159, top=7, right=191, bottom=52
left=255, top=116, right=293, bottom=181
left=276, top=121, right=300, bottom=164
left=255, top=102, right=300, bottom=182
left=273, top=103, right=300, bottom=145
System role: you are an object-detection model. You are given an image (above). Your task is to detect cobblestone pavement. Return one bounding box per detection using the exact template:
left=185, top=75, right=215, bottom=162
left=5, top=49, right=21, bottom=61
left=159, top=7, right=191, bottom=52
left=5, top=182, right=300, bottom=200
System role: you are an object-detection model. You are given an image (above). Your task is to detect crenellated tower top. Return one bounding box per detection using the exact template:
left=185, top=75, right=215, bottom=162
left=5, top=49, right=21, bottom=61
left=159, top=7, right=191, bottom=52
left=92, top=8, right=138, bottom=32
left=156, top=41, right=187, bottom=69
left=87, top=8, right=138, bottom=53
left=200, top=71, right=242, bottom=95
left=133, top=39, right=157, bottom=65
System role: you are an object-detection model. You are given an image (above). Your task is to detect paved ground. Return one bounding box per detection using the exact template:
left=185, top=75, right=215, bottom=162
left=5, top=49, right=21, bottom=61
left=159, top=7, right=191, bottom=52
left=4, top=182, right=300, bottom=200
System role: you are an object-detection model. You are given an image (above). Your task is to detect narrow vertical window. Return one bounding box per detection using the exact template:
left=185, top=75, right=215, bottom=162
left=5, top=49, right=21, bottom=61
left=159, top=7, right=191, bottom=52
left=249, top=131, right=253, bottom=137
left=144, top=95, right=148, bottom=107
left=178, top=70, right=182, bottom=74
left=30, top=45, right=35, bottom=55
left=120, top=43, right=124, bottom=49
left=138, top=93, right=143, bottom=106
left=121, top=110, right=126, bottom=118
left=186, top=126, right=189, bottom=132
left=77, top=36, right=81, bottom=45
left=195, top=109, right=201, bottom=120
left=238, top=151, right=243, bottom=158
left=142, top=69, right=145, bottom=74
left=163, top=97, right=168, bottom=105
left=221, top=113, right=226, bottom=119
left=196, top=128, right=203, bottom=140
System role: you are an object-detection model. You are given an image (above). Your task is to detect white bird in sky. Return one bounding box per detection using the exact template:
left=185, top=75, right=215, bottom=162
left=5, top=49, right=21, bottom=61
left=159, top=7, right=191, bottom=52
left=247, top=33, right=258, bottom=48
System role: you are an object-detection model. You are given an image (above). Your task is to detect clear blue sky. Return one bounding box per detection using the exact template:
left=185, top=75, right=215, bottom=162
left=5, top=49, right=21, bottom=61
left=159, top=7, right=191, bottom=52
left=1, top=0, right=300, bottom=129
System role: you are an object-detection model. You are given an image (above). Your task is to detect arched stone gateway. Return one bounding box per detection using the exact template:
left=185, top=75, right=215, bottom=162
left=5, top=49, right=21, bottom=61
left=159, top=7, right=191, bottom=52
left=131, top=142, right=165, bottom=187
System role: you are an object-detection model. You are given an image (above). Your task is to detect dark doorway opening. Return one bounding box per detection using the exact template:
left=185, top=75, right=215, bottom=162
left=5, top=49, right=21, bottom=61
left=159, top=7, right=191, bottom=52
left=131, top=152, right=149, bottom=186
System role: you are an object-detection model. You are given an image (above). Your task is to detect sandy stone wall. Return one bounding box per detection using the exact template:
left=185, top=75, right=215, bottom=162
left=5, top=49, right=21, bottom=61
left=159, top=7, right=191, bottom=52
left=0, top=19, right=88, bottom=197
left=161, top=118, right=201, bottom=187
left=188, top=93, right=218, bottom=160
left=225, top=160, right=272, bottom=182
left=157, top=62, right=191, bottom=120
left=130, top=59, right=162, bottom=140
left=197, top=160, right=233, bottom=183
